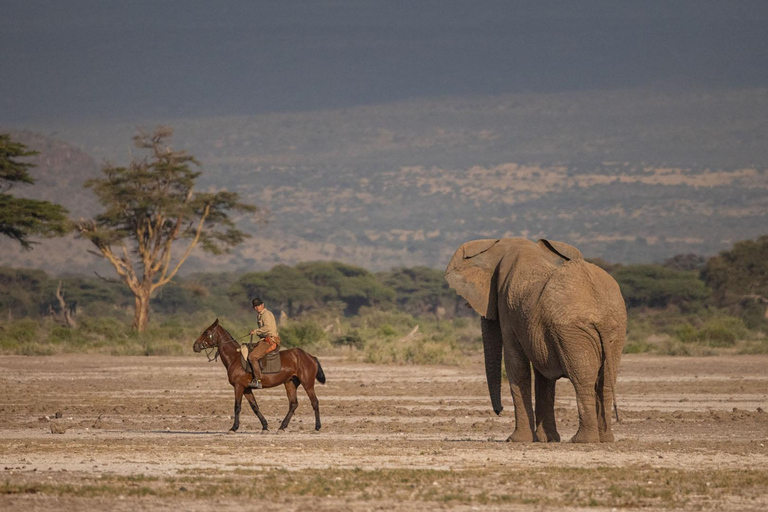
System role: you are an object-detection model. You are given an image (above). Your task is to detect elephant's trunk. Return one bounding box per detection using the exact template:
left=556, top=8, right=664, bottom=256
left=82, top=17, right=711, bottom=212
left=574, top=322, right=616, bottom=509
left=481, top=317, right=504, bottom=415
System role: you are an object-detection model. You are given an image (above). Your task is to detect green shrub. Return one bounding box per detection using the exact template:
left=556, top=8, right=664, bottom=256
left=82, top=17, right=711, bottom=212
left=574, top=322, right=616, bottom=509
left=77, top=316, right=129, bottom=340
left=698, top=318, right=746, bottom=347
left=673, top=317, right=749, bottom=347
left=673, top=324, right=698, bottom=343
left=6, top=318, right=41, bottom=342
left=331, top=333, right=364, bottom=349
left=280, top=320, right=326, bottom=348
left=379, top=324, right=397, bottom=337
left=623, top=340, right=654, bottom=354
left=452, top=318, right=468, bottom=329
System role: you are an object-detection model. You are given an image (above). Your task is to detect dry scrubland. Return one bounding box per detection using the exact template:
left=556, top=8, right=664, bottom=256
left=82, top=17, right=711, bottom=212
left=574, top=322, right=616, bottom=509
left=1, top=353, right=767, bottom=511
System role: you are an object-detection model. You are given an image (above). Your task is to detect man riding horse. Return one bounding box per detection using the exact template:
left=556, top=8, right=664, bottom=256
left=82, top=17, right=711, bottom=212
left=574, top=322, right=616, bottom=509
left=243, top=297, right=281, bottom=389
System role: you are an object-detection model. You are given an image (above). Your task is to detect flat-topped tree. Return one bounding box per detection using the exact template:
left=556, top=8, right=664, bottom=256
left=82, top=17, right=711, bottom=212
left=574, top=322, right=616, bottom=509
left=77, top=126, right=257, bottom=331
left=0, top=134, right=70, bottom=249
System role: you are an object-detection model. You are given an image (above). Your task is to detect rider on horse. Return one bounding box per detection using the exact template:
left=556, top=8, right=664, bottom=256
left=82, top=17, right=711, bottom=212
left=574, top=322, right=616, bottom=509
left=245, top=298, right=281, bottom=389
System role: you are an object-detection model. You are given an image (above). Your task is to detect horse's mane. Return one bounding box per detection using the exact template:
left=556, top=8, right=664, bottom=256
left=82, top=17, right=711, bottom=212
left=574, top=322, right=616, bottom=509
left=215, top=323, right=239, bottom=346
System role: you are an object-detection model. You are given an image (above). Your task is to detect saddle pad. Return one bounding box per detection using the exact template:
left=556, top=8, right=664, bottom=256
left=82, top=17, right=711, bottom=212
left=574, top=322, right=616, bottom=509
left=239, top=351, right=252, bottom=374
left=259, top=350, right=282, bottom=374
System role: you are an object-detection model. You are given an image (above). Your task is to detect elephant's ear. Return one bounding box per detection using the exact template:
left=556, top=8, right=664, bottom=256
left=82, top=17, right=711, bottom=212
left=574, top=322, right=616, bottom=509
left=445, top=239, right=502, bottom=320
left=538, top=239, right=583, bottom=262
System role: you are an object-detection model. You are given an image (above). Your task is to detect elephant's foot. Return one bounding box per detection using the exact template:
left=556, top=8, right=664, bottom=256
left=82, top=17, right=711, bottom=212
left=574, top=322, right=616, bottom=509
left=506, top=429, right=535, bottom=443
left=569, top=428, right=600, bottom=443
left=599, top=430, right=615, bottom=443
left=535, top=426, right=560, bottom=443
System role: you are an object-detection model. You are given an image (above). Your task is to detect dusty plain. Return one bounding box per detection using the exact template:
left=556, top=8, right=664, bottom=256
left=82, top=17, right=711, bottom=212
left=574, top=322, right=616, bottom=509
left=1, top=353, right=767, bottom=511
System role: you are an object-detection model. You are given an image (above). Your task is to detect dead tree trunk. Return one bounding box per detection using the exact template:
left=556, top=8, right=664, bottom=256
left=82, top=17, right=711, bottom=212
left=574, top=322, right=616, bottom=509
left=54, top=281, right=77, bottom=328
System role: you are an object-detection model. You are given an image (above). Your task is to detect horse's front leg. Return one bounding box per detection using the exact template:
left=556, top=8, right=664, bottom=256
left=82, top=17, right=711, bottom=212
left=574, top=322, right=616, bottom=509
left=278, top=379, right=299, bottom=433
left=244, top=390, right=269, bottom=432
left=230, top=385, right=244, bottom=433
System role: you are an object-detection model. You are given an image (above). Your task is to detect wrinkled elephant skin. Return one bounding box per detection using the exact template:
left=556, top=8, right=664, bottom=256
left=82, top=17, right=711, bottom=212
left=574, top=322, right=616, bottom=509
left=446, top=238, right=626, bottom=443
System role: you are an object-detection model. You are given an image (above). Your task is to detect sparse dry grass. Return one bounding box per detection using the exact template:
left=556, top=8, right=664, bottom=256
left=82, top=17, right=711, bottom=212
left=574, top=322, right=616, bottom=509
left=4, top=466, right=767, bottom=509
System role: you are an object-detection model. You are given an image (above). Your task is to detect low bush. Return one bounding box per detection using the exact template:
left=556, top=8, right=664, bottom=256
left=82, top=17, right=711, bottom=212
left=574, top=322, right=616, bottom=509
left=280, top=320, right=326, bottom=349
left=673, top=317, right=750, bottom=347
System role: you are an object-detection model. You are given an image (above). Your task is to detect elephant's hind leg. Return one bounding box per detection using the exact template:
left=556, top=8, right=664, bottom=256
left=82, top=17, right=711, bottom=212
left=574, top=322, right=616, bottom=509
left=534, top=369, right=560, bottom=442
left=569, top=381, right=601, bottom=443
left=596, top=365, right=615, bottom=443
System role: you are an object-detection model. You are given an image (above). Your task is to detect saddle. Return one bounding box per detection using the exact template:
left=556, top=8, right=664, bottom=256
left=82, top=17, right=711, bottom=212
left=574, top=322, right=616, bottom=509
left=240, top=343, right=282, bottom=374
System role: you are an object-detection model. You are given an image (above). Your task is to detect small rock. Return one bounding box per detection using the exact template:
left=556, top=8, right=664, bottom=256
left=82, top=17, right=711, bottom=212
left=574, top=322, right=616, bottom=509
left=179, top=486, right=187, bottom=492
left=50, top=423, right=67, bottom=434
left=757, top=407, right=764, bottom=413
left=55, top=411, right=63, bottom=419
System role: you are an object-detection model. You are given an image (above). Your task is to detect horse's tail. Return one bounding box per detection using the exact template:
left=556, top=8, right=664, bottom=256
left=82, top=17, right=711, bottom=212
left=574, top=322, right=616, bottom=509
left=314, top=356, right=326, bottom=385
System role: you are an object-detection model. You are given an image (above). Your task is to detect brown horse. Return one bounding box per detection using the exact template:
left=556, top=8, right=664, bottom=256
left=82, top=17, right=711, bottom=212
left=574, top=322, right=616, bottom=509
left=192, top=319, right=326, bottom=433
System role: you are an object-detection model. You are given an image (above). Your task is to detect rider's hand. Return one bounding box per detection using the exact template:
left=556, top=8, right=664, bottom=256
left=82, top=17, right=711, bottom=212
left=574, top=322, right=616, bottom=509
left=249, top=329, right=256, bottom=335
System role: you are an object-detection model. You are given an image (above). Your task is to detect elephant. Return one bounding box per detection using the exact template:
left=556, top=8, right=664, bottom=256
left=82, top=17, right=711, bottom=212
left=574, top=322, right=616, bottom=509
left=445, top=238, right=626, bottom=443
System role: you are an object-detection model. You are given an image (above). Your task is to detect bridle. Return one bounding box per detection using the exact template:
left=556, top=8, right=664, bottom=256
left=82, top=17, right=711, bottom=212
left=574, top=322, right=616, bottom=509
left=198, top=327, right=250, bottom=363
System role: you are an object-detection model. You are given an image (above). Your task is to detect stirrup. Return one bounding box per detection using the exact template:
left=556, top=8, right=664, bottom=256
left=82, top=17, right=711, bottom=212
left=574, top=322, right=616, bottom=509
left=249, top=379, right=262, bottom=389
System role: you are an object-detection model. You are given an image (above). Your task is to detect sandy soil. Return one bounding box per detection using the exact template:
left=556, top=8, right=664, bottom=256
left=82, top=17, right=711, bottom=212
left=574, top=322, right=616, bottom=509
left=1, top=353, right=767, bottom=511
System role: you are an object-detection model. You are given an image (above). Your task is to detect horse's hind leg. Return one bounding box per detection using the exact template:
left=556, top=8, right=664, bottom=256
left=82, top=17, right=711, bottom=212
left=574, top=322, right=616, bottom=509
left=278, top=380, right=299, bottom=432
left=230, top=386, right=244, bottom=432
left=304, top=383, right=321, bottom=431
left=245, top=390, right=269, bottom=432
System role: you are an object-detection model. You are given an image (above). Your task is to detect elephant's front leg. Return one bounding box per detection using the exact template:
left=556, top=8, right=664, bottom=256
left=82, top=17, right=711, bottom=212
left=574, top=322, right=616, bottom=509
left=534, top=369, right=560, bottom=442
left=505, top=344, right=536, bottom=442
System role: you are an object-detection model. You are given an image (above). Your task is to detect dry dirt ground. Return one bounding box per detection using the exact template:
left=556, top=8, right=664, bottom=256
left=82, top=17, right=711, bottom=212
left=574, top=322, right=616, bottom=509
left=1, top=353, right=767, bottom=511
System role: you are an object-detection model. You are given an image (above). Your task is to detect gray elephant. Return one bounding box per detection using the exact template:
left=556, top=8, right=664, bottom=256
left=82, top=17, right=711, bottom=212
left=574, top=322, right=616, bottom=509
left=445, top=238, right=626, bottom=443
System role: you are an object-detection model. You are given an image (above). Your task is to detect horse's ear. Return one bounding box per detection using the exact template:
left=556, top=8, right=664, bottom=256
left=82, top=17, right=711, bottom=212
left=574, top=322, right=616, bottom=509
left=213, top=318, right=219, bottom=327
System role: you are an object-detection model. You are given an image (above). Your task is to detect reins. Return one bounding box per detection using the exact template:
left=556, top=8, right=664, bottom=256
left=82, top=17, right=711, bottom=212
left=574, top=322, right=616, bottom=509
left=202, top=330, right=251, bottom=363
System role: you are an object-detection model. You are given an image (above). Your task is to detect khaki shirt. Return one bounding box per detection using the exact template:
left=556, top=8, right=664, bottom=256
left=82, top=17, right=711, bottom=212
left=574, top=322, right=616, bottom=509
left=254, top=308, right=279, bottom=338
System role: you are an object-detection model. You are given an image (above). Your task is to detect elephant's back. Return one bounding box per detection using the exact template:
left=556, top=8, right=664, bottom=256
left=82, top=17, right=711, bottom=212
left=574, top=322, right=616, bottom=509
left=541, top=260, right=626, bottom=327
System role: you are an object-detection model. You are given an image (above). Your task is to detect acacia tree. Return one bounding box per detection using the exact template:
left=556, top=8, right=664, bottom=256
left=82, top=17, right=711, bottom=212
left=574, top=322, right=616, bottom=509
left=0, top=134, right=70, bottom=248
left=77, top=127, right=257, bottom=331
left=702, top=235, right=768, bottom=321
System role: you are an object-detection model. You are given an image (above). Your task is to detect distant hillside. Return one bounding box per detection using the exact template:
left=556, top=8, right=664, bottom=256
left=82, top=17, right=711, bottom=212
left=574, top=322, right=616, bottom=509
left=3, top=88, right=768, bottom=275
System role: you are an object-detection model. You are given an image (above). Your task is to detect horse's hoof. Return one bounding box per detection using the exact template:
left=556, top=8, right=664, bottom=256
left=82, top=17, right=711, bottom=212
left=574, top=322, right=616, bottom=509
left=276, top=429, right=285, bottom=435
left=311, top=429, right=320, bottom=435
left=261, top=429, right=269, bottom=435
left=227, top=429, right=237, bottom=435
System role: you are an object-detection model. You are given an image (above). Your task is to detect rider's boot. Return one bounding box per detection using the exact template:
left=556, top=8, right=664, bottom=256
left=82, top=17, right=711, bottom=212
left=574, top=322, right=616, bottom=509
left=248, top=355, right=262, bottom=389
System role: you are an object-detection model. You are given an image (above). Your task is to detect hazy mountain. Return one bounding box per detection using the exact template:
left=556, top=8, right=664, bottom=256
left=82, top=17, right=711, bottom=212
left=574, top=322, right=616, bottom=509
left=2, top=88, right=767, bottom=275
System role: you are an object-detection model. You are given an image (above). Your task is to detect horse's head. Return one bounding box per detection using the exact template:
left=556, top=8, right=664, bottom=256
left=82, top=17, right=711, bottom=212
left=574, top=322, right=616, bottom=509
left=193, top=318, right=220, bottom=353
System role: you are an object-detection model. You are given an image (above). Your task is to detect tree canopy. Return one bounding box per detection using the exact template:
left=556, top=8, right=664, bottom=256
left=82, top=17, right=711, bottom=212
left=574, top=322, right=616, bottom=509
left=378, top=266, right=461, bottom=317
left=77, top=127, right=257, bottom=331
left=0, top=134, right=70, bottom=249
left=232, top=261, right=395, bottom=316
left=611, top=264, right=710, bottom=310
left=702, top=236, right=768, bottom=321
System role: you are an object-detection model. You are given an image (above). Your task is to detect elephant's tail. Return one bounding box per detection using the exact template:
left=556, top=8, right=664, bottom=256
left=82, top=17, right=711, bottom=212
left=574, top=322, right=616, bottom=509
left=595, top=324, right=625, bottom=424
